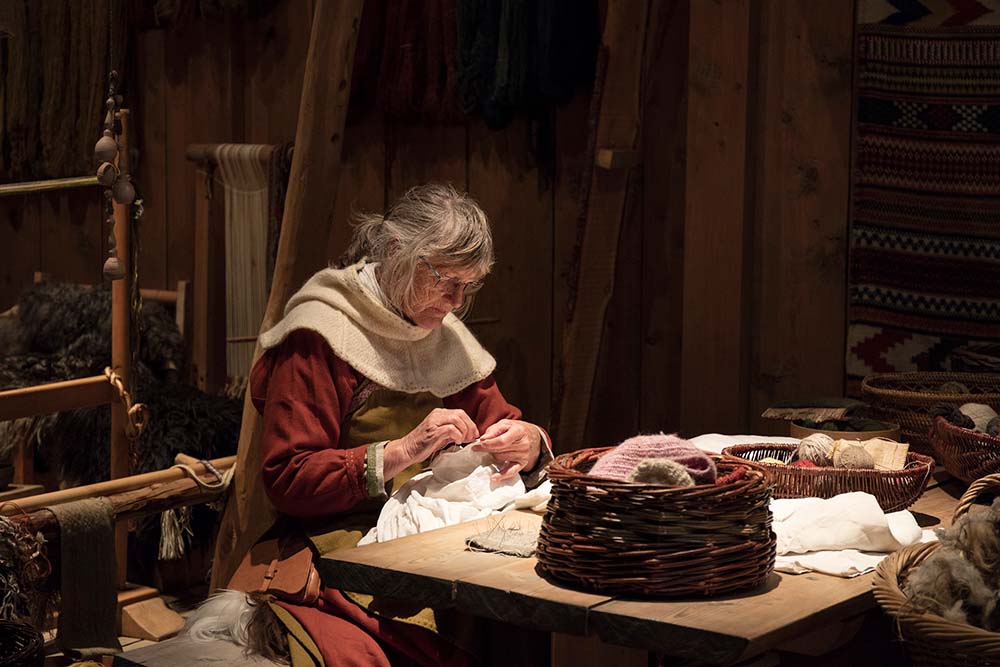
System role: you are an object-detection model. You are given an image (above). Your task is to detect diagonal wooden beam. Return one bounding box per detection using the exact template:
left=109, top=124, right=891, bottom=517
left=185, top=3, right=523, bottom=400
left=210, top=0, right=364, bottom=591
left=553, top=0, right=650, bottom=452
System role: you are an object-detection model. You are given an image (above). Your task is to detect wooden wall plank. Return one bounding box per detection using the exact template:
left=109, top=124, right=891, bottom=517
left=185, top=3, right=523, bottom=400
left=552, top=96, right=593, bottom=449
left=328, top=116, right=386, bottom=262
left=0, top=198, right=41, bottom=309
left=747, top=0, right=852, bottom=434
left=679, top=0, right=752, bottom=437
left=242, top=1, right=314, bottom=144
left=39, top=189, right=103, bottom=286
left=386, top=124, right=468, bottom=201
left=639, top=0, right=688, bottom=435
left=468, top=121, right=552, bottom=429
left=134, top=29, right=168, bottom=290
left=164, top=30, right=193, bottom=288
left=585, top=169, right=642, bottom=447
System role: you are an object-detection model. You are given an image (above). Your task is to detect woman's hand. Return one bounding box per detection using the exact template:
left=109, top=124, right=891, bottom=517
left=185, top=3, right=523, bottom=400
left=474, top=419, right=542, bottom=482
left=384, top=408, right=479, bottom=480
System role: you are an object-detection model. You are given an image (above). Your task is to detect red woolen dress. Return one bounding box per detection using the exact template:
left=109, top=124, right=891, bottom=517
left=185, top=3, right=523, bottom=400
left=249, top=328, right=549, bottom=667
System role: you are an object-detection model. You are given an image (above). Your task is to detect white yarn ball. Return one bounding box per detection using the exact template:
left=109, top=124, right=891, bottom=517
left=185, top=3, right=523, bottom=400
left=960, top=403, right=999, bottom=433
left=796, top=433, right=835, bottom=466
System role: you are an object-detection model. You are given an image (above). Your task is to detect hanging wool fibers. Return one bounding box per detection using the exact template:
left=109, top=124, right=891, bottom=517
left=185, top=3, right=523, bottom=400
left=213, top=144, right=271, bottom=392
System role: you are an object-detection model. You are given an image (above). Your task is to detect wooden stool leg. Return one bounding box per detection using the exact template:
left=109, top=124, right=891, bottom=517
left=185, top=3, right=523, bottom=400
left=12, top=438, right=34, bottom=485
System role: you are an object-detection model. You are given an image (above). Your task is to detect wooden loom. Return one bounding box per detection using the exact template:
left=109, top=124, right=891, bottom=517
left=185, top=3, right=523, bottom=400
left=0, top=111, right=185, bottom=640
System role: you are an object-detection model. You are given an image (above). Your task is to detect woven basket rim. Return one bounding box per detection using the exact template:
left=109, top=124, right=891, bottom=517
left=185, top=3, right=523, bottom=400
left=547, top=446, right=768, bottom=491
left=862, top=372, right=1000, bottom=403
left=722, top=442, right=934, bottom=475
left=932, top=415, right=1000, bottom=445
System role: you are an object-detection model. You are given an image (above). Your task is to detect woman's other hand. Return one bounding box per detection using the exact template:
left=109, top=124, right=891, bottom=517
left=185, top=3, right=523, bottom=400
left=384, top=408, right=479, bottom=479
left=474, top=419, right=541, bottom=482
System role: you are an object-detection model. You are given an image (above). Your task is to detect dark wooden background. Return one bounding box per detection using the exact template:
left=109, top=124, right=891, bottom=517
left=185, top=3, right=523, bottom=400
left=0, top=1, right=853, bottom=451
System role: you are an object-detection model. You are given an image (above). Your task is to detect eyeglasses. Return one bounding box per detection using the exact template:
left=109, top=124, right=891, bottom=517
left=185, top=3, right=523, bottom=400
left=419, top=257, right=485, bottom=296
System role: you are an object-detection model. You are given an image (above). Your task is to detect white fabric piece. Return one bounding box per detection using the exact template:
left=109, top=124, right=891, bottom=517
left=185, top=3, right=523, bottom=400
left=772, top=492, right=921, bottom=555
left=689, top=433, right=799, bottom=454
left=770, top=492, right=928, bottom=577
left=359, top=445, right=552, bottom=545
left=259, top=262, right=496, bottom=397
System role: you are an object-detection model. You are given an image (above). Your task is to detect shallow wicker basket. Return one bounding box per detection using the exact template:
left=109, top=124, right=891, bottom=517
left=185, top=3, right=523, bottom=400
left=930, top=416, right=1000, bottom=484
left=0, top=621, right=43, bottom=667
left=535, top=448, right=775, bottom=598
left=722, top=443, right=933, bottom=512
left=862, top=372, right=1000, bottom=453
left=951, top=343, right=1000, bottom=373
left=873, top=473, right=1000, bottom=666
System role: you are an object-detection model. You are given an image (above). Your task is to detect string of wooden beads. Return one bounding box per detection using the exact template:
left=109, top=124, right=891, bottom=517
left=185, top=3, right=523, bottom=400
left=94, top=70, right=135, bottom=280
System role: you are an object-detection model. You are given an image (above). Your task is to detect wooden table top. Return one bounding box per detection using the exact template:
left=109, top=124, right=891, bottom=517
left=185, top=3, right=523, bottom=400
left=317, top=475, right=964, bottom=664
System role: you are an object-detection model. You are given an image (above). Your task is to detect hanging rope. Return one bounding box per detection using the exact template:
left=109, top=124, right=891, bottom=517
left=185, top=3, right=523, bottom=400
left=104, top=367, right=148, bottom=440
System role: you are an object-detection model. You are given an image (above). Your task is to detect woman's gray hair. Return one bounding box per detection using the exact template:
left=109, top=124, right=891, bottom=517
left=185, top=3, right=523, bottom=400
left=337, top=183, right=494, bottom=317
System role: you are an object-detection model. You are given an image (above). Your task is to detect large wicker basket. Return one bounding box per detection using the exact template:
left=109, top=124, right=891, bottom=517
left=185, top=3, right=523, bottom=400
left=535, top=448, right=775, bottom=598
left=930, top=416, right=1000, bottom=484
left=722, top=443, right=933, bottom=512
left=861, top=372, right=1000, bottom=453
left=873, top=473, right=1000, bottom=666
left=0, top=621, right=43, bottom=667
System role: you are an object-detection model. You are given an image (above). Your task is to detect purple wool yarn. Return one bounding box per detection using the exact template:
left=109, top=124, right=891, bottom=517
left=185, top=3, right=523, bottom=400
left=589, top=433, right=717, bottom=484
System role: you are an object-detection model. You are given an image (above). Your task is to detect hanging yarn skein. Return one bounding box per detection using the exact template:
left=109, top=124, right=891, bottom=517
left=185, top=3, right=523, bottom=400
left=213, top=144, right=271, bottom=391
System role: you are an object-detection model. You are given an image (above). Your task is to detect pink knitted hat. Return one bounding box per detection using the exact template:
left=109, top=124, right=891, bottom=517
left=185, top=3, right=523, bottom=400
left=589, top=433, right=717, bottom=484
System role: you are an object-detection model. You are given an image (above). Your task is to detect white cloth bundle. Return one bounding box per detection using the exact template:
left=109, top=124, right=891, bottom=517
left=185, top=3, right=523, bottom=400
left=359, top=445, right=551, bottom=545
left=772, top=492, right=932, bottom=577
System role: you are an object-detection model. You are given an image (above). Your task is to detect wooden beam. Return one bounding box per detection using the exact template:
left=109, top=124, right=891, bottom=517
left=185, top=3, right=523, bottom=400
left=111, top=110, right=134, bottom=589
left=210, top=0, right=364, bottom=591
left=0, top=175, right=98, bottom=197
left=0, top=455, right=235, bottom=516
left=554, top=0, right=650, bottom=450
left=191, top=167, right=226, bottom=393
left=679, top=0, right=753, bottom=437
left=0, top=375, right=111, bottom=421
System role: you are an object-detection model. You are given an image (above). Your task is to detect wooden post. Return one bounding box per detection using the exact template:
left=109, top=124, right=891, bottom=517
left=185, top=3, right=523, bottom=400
left=554, top=0, right=650, bottom=452
left=678, top=0, right=753, bottom=436
left=210, top=0, right=364, bottom=591
left=192, top=167, right=226, bottom=393
left=112, top=110, right=132, bottom=590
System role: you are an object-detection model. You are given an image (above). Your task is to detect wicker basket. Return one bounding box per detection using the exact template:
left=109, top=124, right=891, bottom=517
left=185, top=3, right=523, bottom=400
left=873, top=473, right=1000, bottom=666
left=950, top=343, right=1000, bottom=373
left=722, top=443, right=933, bottom=512
left=861, top=372, right=1000, bottom=453
left=535, top=448, right=775, bottom=598
left=0, top=621, right=43, bottom=667
left=930, top=416, right=1000, bottom=484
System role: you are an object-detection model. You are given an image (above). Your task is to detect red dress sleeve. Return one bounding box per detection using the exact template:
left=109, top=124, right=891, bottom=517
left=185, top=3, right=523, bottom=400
left=249, top=329, right=369, bottom=518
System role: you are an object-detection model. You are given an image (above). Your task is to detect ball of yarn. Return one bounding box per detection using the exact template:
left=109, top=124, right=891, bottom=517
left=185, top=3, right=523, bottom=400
left=626, top=458, right=694, bottom=487
left=759, top=457, right=786, bottom=465
left=988, top=417, right=1000, bottom=437
left=796, top=433, right=834, bottom=466
left=790, top=459, right=817, bottom=468
left=960, top=403, right=1000, bottom=433
left=588, top=433, right=717, bottom=484
left=938, top=381, right=971, bottom=394
left=931, top=402, right=976, bottom=430
left=836, top=445, right=874, bottom=469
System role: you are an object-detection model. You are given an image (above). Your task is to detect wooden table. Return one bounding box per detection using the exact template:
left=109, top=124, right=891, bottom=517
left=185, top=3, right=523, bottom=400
left=318, top=476, right=963, bottom=665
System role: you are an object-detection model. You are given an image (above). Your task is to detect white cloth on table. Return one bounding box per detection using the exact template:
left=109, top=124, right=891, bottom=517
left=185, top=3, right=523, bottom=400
left=358, top=444, right=552, bottom=546
left=688, top=433, right=799, bottom=455
left=771, top=492, right=933, bottom=577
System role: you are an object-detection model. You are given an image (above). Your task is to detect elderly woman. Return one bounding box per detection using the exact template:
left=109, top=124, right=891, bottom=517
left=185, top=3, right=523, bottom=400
left=244, top=183, right=552, bottom=666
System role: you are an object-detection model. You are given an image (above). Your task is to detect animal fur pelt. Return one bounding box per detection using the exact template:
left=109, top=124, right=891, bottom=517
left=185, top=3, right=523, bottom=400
left=0, top=281, right=242, bottom=580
